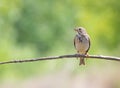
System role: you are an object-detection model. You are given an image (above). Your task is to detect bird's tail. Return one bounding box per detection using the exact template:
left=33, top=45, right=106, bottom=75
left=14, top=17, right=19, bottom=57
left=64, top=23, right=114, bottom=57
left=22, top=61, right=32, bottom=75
left=79, top=57, right=85, bottom=65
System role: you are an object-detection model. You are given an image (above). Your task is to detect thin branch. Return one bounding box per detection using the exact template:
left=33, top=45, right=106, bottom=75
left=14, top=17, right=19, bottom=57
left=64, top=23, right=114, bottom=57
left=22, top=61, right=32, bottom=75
left=0, top=54, right=120, bottom=65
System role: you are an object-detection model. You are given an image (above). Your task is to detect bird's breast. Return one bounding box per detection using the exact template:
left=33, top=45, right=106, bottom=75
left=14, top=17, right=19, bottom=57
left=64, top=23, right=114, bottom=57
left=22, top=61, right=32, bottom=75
left=74, top=35, right=89, bottom=54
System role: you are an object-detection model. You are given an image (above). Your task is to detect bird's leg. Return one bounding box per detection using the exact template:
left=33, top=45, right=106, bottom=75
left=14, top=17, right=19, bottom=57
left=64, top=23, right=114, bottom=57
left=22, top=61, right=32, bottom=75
left=85, top=53, right=89, bottom=60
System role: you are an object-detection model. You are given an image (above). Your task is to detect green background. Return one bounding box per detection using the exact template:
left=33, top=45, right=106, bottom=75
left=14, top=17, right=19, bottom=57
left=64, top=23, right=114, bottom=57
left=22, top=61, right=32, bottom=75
left=0, top=0, right=120, bottom=88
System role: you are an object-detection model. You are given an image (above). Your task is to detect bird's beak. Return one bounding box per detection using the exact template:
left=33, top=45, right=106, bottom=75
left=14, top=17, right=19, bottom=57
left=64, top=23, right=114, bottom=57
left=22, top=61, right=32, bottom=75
left=74, top=29, right=78, bottom=32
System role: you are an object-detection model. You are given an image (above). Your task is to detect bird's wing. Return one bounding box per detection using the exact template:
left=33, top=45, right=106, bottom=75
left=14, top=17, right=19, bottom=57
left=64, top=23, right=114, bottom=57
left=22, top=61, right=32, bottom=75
left=85, top=35, right=90, bottom=54
left=74, top=36, right=76, bottom=49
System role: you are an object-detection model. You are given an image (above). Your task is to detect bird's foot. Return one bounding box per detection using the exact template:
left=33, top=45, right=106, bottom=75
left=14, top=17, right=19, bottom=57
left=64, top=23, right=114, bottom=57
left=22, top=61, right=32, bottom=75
left=86, top=53, right=89, bottom=56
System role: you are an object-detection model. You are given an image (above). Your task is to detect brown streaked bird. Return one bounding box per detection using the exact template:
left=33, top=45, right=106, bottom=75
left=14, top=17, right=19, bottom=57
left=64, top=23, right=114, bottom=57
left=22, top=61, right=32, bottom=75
left=74, top=27, right=90, bottom=65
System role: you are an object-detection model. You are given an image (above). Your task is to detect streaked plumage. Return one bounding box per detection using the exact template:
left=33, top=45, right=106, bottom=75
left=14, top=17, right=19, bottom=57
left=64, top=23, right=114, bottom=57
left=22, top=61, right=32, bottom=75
left=74, top=27, right=90, bottom=65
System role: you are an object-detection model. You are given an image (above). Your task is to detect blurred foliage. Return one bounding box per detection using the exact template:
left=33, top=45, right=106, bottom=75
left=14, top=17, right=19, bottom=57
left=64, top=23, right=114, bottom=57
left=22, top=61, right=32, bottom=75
left=0, top=0, right=120, bottom=86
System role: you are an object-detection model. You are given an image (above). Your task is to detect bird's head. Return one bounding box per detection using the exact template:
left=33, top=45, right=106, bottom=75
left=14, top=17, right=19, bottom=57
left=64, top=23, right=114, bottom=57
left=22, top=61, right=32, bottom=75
left=74, top=27, right=87, bottom=35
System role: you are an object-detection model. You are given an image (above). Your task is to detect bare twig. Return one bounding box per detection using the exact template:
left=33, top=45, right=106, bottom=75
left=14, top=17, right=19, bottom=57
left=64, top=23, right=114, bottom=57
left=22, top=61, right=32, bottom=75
left=0, top=54, right=120, bottom=65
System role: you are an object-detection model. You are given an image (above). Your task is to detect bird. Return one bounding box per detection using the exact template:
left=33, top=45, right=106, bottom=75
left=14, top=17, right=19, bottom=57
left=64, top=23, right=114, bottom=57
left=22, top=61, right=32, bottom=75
left=74, top=27, right=90, bottom=65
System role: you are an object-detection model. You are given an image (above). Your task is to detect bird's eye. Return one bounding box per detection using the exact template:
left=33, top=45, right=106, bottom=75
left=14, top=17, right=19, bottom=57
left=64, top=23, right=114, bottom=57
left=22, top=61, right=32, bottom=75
left=79, top=28, right=81, bottom=31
